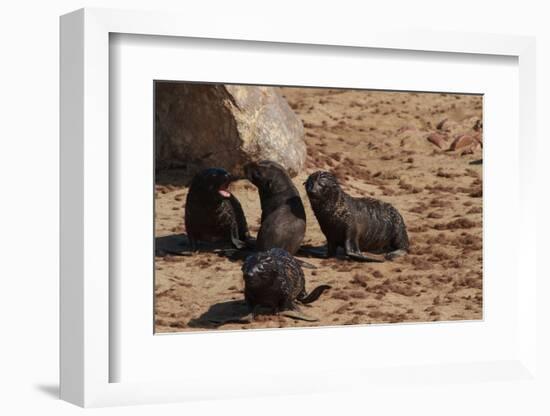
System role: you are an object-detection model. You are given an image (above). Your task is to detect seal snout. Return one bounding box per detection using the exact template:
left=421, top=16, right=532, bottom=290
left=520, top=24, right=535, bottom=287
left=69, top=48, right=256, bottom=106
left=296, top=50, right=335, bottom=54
left=305, top=171, right=340, bottom=200
left=195, top=168, right=237, bottom=198
left=304, top=177, right=316, bottom=194
left=304, top=175, right=323, bottom=198
left=216, top=170, right=234, bottom=198
left=218, top=182, right=231, bottom=198
left=243, top=162, right=261, bottom=183
left=185, top=167, right=249, bottom=250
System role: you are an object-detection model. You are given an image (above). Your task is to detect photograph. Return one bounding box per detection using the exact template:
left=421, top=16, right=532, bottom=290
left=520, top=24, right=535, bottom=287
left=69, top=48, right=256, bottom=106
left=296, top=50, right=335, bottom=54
left=154, top=81, right=483, bottom=333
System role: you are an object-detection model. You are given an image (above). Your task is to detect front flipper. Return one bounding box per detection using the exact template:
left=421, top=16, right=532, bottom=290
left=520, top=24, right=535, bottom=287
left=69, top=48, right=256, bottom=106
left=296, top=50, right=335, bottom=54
left=231, top=236, right=247, bottom=249
left=295, top=259, right=318, bottom=270
left=230, top=224, right=248, bottom=249
left=385, top=249, right=407, bottom=260
left=281, top=309, right=319, bottom=322
left=344, top=235, right=385, bottom=263
left=346, top=251, right=385, bottom=262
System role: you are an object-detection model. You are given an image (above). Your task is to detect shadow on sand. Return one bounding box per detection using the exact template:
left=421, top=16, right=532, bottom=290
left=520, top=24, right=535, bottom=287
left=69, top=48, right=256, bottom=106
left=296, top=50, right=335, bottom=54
left=187, top=300, right=251, bottom=329
left=155, top=233, right=244, bottom=258
left=155, top=233, right=190, bottom=256
left=155, top=234, right=265, bottom=265
left=297, top=244, right=328, bottom=258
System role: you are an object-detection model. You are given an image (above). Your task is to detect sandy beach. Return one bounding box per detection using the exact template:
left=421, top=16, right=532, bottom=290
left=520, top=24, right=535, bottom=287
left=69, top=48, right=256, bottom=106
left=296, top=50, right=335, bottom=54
left=154, top=87, right=483, bottom=333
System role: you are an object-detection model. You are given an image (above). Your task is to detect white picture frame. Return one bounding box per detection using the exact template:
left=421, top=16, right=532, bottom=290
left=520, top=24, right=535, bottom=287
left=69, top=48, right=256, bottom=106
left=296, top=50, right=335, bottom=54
left=60, top=7, right=538, bottom=408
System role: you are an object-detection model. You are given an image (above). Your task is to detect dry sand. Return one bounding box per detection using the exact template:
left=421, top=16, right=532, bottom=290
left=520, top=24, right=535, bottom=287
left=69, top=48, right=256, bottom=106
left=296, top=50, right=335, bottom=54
left=154, top=87, right=483, bottom=333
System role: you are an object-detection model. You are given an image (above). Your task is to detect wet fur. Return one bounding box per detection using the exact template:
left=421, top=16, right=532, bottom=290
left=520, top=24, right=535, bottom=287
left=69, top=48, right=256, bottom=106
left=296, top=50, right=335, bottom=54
left=244, top=161, right=306, bottom=255
left=185, top=168, right=249, bottom=250
left=242, top=248, right=331, bottom=316
left=305, top=171, right=409, bottom=261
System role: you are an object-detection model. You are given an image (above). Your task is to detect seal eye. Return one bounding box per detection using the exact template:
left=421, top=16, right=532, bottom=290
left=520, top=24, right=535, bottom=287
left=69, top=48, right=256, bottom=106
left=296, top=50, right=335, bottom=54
left=304, top=179, right=314, bottom=193
left=247, top=168, right=261, bottom=182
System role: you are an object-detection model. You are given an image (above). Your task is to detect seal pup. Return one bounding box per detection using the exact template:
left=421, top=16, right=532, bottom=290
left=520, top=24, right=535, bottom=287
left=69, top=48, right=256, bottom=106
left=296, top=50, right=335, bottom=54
left=185, top=168, right=249, bottom=251
left=244, top=160, right=306, bottom=255
left=305, top=171, right=409, bottom=261
left=241, top=248, right=331, bottom=321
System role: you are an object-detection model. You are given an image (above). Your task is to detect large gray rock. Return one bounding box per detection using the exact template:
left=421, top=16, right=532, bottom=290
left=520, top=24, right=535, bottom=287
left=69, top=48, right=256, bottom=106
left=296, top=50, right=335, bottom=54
left=155, top=83, right=306, bottom=178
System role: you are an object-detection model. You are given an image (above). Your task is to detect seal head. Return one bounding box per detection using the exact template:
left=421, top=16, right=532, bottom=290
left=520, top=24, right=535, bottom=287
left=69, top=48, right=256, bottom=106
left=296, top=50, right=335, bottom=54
left=189, top=167, right=235, bottom=199
left=305, top=171, right=341, bottom=204
left=185, top=168, right=249, bottom=251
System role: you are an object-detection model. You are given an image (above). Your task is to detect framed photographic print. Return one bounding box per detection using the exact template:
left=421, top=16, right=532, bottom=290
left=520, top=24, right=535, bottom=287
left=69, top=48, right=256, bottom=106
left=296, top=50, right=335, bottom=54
left=60, top=7, right=539, bottom=408
left=153, top=81, right=483, bottom=333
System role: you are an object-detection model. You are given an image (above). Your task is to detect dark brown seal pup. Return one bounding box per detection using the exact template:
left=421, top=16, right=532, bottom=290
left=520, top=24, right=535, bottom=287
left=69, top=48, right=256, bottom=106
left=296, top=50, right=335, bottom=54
left=242, top=248, right=331, bottom=321
left=305, top=171, right=409, bottom=261
left=185, top=168, right=249, bottom=251
left=244, top=160, right=306, bottom=255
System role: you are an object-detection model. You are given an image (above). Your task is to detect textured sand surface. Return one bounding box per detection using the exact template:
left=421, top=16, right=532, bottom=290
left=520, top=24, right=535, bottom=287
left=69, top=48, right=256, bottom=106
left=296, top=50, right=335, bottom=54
left=154, top=87, right=483, bottom=333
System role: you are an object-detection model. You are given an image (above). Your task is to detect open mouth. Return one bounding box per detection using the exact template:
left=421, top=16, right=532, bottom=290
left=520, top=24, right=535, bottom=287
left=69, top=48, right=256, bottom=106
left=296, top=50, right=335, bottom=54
left=218, top=182, right=231, bottom=198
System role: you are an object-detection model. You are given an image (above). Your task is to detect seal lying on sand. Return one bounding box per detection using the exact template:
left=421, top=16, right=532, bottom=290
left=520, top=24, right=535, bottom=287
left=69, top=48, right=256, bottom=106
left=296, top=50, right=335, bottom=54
left=185, top=168, right=249, bottom=251
left=204, top=249, right=330, bottom=325
left=305, top=171, right=409, bottom=261
left=244, top=160, right=306, bottom=255
left=242, top=248, right=331, bottom=321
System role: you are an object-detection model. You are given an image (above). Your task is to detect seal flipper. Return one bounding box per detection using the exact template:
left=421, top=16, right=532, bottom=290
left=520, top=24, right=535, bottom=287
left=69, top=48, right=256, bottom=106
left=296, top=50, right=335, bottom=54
left=231, top=236, right=247, bottom=249
left=230, top=222, right=248, bottom=249
left=281, top=307, right=319, bottom=322
left=385, top=249, right=407, bottom=260
left=346, top=251, right=385, bottom=263
left=298, top=285, right=331, bottom=304
left=345, top=238, right=385, bottom=263
left=295, top=259, right=318, bottom=270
